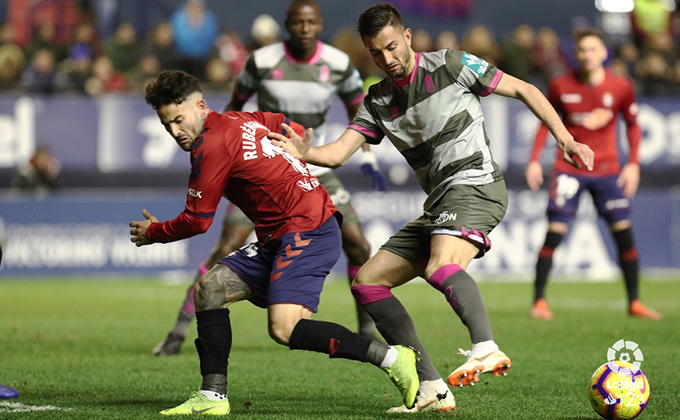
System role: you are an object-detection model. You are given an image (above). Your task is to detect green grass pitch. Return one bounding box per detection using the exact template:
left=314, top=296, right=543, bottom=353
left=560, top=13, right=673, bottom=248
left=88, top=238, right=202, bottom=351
left=0, top=277, right=678, bottom=419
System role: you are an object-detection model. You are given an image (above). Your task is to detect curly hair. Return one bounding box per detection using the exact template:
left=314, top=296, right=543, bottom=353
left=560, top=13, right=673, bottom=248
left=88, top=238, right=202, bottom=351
left=145, top=70, right=202, bottom=110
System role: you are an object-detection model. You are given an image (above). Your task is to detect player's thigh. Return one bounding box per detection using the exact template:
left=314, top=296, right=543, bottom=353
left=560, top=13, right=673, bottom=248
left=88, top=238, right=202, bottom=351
left=547, top=172, right=584, bottom=223
left=427, top=234, right=479, bottom=272
left=589, top=175, right=632, bottom=225
left=355, top=249, right=423, bottom=288
left=268, top=216, right=342, bottom=312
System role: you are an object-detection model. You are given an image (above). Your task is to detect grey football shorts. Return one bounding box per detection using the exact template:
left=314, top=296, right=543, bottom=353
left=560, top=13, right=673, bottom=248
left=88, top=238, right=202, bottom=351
left=380, top=180, right=508, bottom=263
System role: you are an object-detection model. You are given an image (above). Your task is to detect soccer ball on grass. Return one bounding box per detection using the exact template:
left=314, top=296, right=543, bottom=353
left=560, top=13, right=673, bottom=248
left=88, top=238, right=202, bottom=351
left=587, top=361, right=650, bottom=420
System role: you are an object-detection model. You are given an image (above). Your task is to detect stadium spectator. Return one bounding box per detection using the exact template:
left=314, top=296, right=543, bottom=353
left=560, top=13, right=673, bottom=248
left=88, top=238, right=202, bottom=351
left=147, top=22, right=177, bottom=71
left=21, top=48, right=60, bottom=94
left=213, top=29, right=248, bottom=77
left=68, top=22, right=100, bottom=61
left=460, top=23, right=501, bottom=64
left=434, top=29, right=459, bottom=51
left=11, top=145, right=60, bottom=193
left=202, top=56, right=231, bottom=91
left=60, top=44, right=93, bottom=93
left=25, top=21, right=67, bottom=63
left=532, top=26, right=569, bottom=87
left=128, top=52, right=161, bottom=92
left=248, top=14, right=281, bottom=51
left=152, top=0, right=383, bottom=358
left=617, top=42, right=641, bottom=78
left=105, top=22, right=142, bottom=75
left=499, top=23, right=536, bottom=82
left=411, top=28, right=433, bottom=52
left=0, top=23, right=25, bottom=90
left=132, top=69, right=419, bottom=415
left=170, top=0, right=219, bottom=80
left=636, top=50, right=680, bottom=95
left=525, top=28, right=662, bottom=321
left=84, top=55, right=127, bottom=95
left=271, top=2, right=593, bottom=412
left=630, top=0, right=676, bottom=50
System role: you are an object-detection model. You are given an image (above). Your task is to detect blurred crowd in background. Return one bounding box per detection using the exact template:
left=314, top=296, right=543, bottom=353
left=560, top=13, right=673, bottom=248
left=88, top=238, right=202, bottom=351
left=0, top=0, right=679, bottom=97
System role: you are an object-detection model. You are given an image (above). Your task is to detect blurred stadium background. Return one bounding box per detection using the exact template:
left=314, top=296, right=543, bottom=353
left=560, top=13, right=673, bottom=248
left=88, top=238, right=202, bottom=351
left=1, top=0, right=679, bottom=281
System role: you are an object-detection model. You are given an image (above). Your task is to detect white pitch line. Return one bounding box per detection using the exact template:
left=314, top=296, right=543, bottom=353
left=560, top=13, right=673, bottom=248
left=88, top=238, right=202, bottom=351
left=0, top=401, right=72, bottom=413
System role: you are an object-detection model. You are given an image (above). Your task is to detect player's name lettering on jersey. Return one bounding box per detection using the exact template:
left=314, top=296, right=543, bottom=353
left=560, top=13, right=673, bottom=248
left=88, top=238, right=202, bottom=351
left=297, top=177, right=320, bottom=192
left=240, top=121, right=268, bottom=161
left=188, top=188, right=202, bottom=198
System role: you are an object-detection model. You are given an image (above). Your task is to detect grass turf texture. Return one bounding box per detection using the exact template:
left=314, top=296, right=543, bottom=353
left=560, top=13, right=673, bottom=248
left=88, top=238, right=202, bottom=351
left=0, top=277, right=678, bottom=419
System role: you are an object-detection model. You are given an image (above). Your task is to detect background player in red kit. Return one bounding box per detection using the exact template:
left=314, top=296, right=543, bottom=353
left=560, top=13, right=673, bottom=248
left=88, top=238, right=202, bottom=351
left=526, top=28, right=662, bottom=321
left=129, top=70, right=419, bottom=415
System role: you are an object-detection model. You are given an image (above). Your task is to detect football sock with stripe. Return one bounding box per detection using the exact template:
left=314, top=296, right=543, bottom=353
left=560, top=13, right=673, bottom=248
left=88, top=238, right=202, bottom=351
left=288, top=318, right=387, bottom=365
left=352, top=285, right=441, bottom=381
left=427, top=264, right=494, bottom=344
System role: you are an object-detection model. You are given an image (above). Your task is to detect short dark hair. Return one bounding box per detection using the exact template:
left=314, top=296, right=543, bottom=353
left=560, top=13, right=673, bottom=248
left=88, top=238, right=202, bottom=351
left=357, top=2, right=404, bottom=39
left=286, top=0, right=320, bottom=20
left=145, top=70, right=202, bottom=110
left=573, top=28, right=604, bottom=44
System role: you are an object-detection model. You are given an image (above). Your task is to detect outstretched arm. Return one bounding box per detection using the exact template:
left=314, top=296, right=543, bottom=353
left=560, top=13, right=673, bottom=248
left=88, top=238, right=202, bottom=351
left=269, top=124, right=367, bottom=169
left=493, top=73, right=594, bottom=171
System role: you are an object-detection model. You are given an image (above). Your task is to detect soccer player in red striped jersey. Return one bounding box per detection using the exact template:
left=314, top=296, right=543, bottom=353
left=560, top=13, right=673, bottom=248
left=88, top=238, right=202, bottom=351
left=526, top=28, right=661, bottom=320
left=129, top=70, right=420, bottom=415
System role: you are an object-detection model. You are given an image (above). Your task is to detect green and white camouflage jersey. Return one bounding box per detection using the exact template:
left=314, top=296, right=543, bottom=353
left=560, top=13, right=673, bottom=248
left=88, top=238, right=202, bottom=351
left=349, top=50, right=505, bottom=210
left=232, top=40, right=365, bottom=176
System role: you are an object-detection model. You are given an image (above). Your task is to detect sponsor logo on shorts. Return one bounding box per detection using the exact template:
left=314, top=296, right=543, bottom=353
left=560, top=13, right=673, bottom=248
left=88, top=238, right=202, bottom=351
left=187, top=188, right=202, bottom=199
left=606, top=198, right=630, bottom=210
left=434, top=211, right=457, bottom=224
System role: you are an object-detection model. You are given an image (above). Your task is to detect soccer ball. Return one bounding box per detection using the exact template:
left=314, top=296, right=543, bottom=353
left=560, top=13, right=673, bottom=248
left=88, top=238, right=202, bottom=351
left=588, top=361, right=650, bottom=420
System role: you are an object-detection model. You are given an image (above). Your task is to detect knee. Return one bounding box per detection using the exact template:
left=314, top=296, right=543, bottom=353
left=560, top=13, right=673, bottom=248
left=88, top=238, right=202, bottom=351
left=268, top=319, right=297, bottom=346
left=194, top=273, right=227, bottom=312
left=352, top=266, right=375, bottom=287
left=424, top=261, right=449, bottom=281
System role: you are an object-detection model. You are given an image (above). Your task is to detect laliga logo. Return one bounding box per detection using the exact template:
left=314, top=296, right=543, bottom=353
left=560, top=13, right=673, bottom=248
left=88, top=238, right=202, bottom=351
left=607, top=339, right=644, bottom=373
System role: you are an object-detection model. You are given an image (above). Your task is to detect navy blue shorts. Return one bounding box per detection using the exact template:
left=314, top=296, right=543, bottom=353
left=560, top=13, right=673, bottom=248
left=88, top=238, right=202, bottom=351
left=219, top=215, right=341, bottom=313
left=547, top=172, right=631, bottom=225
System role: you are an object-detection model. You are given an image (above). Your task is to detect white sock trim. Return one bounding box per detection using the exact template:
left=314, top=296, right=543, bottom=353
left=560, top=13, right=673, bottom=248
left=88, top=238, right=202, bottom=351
left=200, top=390, right=228, bottom=401
left=380, top=346, right=398, bottom=369
left=470, top=340, right=499, bottom=354
left=419, top=378, right=448, bottom=395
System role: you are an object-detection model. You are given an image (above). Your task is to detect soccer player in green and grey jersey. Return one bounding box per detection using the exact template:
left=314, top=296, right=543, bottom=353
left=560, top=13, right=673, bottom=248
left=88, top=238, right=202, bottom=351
left=270, top=2, right=595, bottom=413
